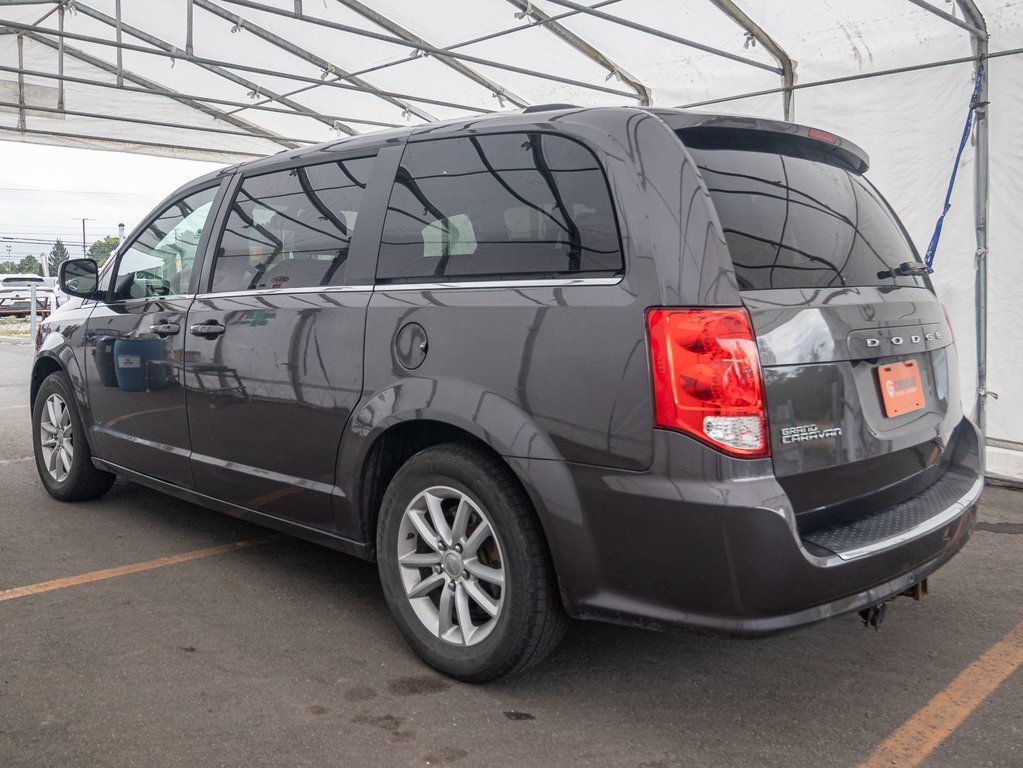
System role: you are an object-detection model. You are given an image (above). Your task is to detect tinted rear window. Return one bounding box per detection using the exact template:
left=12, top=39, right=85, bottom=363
left=377, top=133, right=622, bottom=282
left=686, top=145, right=924, bottom=291
left=2, top=278, right=45, bottom=286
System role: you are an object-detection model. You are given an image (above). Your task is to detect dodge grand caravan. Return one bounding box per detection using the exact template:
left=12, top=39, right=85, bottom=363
left=32, top=106, right=982, bottom=681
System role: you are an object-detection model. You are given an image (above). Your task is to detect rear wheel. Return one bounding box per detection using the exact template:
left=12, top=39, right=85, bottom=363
left=32, top=372, right=115, bottom=501
left=377, top=443, right=567, bottom=682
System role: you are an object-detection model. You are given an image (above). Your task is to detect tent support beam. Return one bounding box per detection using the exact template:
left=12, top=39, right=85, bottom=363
left=954, top=0, right=991, bottom=437
left=114, top=0, right=123, bottom=86
left=41, top=6, right=361, bottom=135
left=906, top=0, right=986, bottom=38
left=336, top=0, right=530, bottom=109
left=0, top=97, right=323, bottom=144
left=706, top=0, right=796, bottom=120
left=215, top=0, right=640, bottom=100
left=186, top=0, right=194, bottom=56
left=0, top=56, right=402, bottom=129
left=56, top=2, right=63, bottom=110
left=504, top=0, right=650, bottom=105
left=193, top=0, right=437, bottom=122
left=16, top=32, right=25, bottom=132
left=233, top=0, right=623, bottom=120
left=542, top=0, right=781, bottom=74
left=19, top=33, right=305, bottom=149
left=674, top=47, right=1020, bottom=109
left=0, top=123, right=270, bottom=161
left=3, top=16, right=499, bottom=115
left=0, top=97, right=324, bottom=144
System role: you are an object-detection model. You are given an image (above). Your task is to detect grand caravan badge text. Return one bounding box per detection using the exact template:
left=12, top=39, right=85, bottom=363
left=780, top=424, right=842, bottom=444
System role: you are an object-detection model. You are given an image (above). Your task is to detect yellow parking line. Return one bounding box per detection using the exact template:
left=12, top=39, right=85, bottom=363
left=859, top=617, right=1023, bottom=768
left=0, top=404, right=29, bottom=410
left=0, top=536, right=275, bottom=603
left=0, top=456, right=32, bottom=465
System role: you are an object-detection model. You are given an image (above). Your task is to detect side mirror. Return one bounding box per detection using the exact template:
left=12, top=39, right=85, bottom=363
left=59, top=258, right=100, bottom=299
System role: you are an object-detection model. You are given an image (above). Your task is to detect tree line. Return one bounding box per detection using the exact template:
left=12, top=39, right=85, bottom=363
left=0, top=236, right=120, bottom=276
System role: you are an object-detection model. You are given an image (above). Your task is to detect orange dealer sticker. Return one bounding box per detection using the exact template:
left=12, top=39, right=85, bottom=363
left=878, top=360, right=925, bottom=417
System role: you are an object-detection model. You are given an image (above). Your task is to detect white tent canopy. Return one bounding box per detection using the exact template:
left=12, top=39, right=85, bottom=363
left=1, top=0, right=1021, bottom=480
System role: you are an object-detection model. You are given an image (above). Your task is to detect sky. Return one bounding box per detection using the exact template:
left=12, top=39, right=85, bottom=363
left=0, top=140, right=224, bottom=266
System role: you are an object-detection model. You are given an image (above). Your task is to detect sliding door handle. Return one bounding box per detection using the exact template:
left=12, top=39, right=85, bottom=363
left=189, top=321, right=226, bottom=339
left=149, top=322, right=180, bottom=337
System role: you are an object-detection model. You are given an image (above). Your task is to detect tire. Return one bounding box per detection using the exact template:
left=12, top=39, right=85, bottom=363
left=32, top=372, right=115, bottom=501
left=377, top=443, right=567, bottom=682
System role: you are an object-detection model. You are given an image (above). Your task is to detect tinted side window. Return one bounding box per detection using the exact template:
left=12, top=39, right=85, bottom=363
left=688, top=147, right=923, bottom=290
left=377, top=133, right=622, bottom=281
left=209, top=156, right=375, bottom=293
left=112, top=186, right=217, bottom=300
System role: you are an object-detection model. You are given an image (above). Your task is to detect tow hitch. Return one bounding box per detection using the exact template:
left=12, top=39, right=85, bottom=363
left=859, top=603, right=887, bottom=630
left=859, top=579, right=929, bottom=630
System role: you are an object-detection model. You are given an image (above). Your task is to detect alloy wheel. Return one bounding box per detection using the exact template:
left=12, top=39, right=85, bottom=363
left=396, top=486, right=506, bottom=647
left=39, top=393, right=73, bottom=483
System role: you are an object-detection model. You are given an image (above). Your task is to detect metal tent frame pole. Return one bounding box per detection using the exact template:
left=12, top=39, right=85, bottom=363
left=336, top=0, right=530, bottom=109
left=215, top=0, right=641, bottom=100
left=504, top=0, right=650, bottom=105
left=192, top=0, right=438, bottom=122
left=954, top=1, right=991, bottom=438
left=542, top=0, right=780, bottom=74
left=233, top=0, right=626, bottom=118
left=706, top=0, right=796, bottom=121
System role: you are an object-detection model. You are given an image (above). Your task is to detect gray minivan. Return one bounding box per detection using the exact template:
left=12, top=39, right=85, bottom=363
left=33, top=106, right=982, bottom=681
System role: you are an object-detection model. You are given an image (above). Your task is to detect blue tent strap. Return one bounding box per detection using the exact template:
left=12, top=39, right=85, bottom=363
left=924, top=65, right=985, bottom=273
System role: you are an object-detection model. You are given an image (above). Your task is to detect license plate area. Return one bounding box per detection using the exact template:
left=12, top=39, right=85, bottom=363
left=877, top=360, right=925, bottom=417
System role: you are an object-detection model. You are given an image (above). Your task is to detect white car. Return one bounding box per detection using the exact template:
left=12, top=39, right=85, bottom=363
left=0, top=274, right=55, bottom=317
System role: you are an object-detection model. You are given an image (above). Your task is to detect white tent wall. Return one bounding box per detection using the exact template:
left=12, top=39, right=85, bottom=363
left=0, top=0, right=1020, bottom=479
left=983, top=32, right=1023, bottom=481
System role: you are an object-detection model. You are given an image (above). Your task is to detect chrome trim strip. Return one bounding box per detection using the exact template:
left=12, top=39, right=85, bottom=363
left=191, top=277, right=622, bottom=299
left=833, top=474, right=984, bottom=562
left=376, top=276, right=623, bottom=291
left=194, top=285, right=372, bottom=300
left=190, top=451, right=340, bottom=496
left=93, top=427, right=191, bottom=459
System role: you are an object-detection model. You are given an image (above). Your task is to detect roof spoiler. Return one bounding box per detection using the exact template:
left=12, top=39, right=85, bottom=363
left=651, top=110, right=870, bottom=174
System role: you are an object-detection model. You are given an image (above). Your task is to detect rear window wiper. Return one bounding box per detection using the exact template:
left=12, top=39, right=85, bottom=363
left=877, top=262, right=928, bottom=279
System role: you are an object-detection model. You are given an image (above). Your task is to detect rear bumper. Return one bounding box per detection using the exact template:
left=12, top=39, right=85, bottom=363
left=520, top=417, right=982, bottom=635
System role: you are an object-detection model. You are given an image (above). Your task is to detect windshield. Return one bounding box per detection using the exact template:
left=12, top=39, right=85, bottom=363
left=685, top=144, right=924, bottom=291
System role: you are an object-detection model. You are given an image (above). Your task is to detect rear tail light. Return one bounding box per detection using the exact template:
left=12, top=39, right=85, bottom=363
left=647, top=308, right=769, bottom=458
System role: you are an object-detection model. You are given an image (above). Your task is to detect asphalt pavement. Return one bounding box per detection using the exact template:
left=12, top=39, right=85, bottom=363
left=1, top=339, right=1021, bottom=768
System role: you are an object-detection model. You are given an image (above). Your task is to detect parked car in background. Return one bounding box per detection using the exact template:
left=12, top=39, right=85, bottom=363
left=30, top=105, right=982, bottom=682
left=0, top=274, right=55, bottom=317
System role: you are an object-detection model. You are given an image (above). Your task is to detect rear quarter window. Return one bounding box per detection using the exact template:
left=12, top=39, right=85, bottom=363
left=688, top=147, right=924, bottom=291
left=376, top=132, right=622, bottom=282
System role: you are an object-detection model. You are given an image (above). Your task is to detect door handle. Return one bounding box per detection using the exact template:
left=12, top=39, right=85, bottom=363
left=189, top=321, right=226, bottom=339
left=149, top=322, right=180, bottom=337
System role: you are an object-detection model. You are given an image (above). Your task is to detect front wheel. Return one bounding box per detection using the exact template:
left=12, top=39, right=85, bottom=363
left=32, top=372, right=115, bottom=501
left=377, top=443, right=567, bottom=682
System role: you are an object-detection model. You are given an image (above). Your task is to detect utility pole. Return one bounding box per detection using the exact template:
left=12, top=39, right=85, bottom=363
left=73, top=217, right=95, bottom=258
